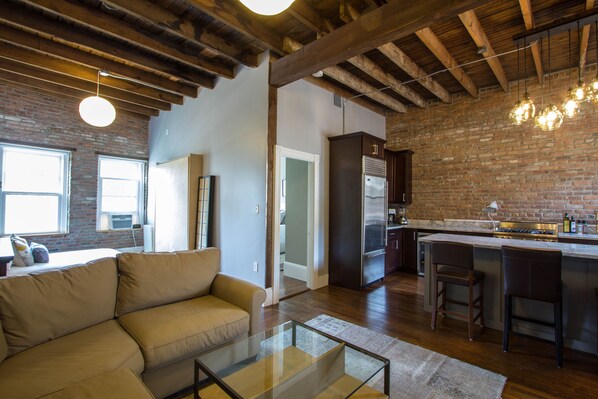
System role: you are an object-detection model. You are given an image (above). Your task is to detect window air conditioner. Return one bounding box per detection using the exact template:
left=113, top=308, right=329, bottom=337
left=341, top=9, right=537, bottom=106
left=109, top=213, right=133, bottom=230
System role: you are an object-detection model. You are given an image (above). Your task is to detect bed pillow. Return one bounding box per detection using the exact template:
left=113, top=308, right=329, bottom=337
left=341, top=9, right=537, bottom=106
left=30, top=243, right=50, bottom=263
left=10, top=234, right=34, bottom=267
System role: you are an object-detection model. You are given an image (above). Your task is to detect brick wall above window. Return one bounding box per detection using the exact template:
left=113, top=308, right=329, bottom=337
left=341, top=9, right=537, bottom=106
left=0, top=82, right=149, bottom=252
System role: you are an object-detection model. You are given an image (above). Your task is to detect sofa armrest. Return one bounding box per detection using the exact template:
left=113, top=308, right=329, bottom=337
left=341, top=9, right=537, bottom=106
left=211, top=273, right=266, bottom=336
left=0, top=320, right=7, bottom=363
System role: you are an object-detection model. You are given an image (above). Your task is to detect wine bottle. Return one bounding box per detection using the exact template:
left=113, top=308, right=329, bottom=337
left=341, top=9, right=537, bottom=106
left=570, top=216, right=576, bottom=234
left=563, top=213, right=570, bottom=233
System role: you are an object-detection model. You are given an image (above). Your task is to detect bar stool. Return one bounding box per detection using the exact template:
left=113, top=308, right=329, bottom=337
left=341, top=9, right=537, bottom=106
left=501, top=246, right=563, bottom=368
left=431, top=241, right=485, bottom=341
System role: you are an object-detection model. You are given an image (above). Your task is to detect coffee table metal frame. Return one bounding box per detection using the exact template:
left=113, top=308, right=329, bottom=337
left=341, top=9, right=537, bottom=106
left=194, top=320, right=390, bottom=399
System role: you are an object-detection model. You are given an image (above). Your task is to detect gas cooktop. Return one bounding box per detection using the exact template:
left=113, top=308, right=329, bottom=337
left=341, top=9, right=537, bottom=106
left=493, top=221, right=558, bottom=241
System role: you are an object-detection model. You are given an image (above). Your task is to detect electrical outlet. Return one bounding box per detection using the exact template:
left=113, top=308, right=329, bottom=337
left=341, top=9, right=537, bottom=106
left=253, top=262, right=259, bottom=272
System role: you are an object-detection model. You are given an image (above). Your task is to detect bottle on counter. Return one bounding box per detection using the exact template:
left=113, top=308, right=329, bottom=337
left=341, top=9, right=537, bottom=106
left=563, top=213, right=570, bottom=233
left=581, top=220, right=588, bottom=234
left=570, top=216, right=576, bottom=233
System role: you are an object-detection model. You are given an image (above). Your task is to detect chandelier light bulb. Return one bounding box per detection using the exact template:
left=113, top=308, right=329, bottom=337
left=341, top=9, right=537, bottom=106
left=574, top=81, right=586, bottom=101
left=238, top=0, right=296, bottom=15
left=535, top=104, right=563, bottom=131
left=518, top=92, right=536, bottom=123
left=509, top=101, right=525, bottom=125
left=79, top=96, right=116, bottom=127
left=587, top=77, right=598, bottom=103
left=562, top=88, right=579, bottom=118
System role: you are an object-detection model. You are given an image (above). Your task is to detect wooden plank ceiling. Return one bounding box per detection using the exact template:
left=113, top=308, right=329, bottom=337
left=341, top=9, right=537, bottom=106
left=0, top=0, right=593, bottom=118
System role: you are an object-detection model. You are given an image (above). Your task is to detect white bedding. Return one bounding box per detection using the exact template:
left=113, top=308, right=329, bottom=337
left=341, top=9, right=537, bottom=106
left=7, top=248, right=120, bottom=277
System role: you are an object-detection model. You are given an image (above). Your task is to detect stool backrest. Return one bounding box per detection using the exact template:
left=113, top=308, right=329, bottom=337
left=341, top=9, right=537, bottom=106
left=431, top=242, right=474, bottom=271
left=501, top=246, right=562, bottom=303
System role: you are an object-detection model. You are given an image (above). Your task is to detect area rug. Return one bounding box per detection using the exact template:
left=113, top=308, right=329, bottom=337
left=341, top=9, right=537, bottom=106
left=306, top=314, right=506, bottom=399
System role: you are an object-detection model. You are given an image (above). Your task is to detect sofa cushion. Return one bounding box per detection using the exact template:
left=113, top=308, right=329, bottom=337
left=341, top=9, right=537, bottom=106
left=116, top=249, right=220, bottom=316
left=0, top=320, right=144, bottom=399
left=118, top=295, right=249, bottom=370
left=40, top=369, right=154, bottom=399
left=10, top=234, right=34, bottom=266
left=0, top=257, right=118, bottom=355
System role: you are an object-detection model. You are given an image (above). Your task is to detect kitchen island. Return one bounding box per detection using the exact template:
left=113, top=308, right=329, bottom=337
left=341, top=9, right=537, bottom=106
left=419, top=233, right=598, bottom=354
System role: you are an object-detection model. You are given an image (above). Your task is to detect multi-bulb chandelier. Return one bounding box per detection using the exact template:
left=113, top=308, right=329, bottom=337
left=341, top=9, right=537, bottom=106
left=511, top=20, right=598, bottom=130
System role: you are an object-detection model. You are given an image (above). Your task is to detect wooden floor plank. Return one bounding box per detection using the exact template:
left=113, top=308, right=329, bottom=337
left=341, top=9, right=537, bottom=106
left=259, top=272, right=598, bottom=399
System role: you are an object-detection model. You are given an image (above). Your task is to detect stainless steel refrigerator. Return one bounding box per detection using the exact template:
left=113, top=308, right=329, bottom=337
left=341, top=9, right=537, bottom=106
left=329, top=132, right=387, bottom=290
left=362, top=173, right=387, bottom=285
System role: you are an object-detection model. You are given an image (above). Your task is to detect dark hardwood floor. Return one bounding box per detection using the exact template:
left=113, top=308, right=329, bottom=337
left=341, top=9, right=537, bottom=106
left=259, top=272, right=598, bottom=399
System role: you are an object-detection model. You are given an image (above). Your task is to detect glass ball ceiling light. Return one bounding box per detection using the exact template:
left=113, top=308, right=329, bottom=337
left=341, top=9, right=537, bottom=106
left=562, top=29, right=579, bottom=118
left=509, top=43, right=526, bottom=125
left=535, top=104, right=563, bottom=131
left=510, top=39, right=535, bottom=124
left=238, top=0, right=295, bottom=15
left=79, top=71, right=115, bottom=127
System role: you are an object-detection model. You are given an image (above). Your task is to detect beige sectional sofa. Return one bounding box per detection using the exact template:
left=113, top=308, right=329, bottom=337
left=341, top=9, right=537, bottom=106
left=0, top=248, right=266, bottom=399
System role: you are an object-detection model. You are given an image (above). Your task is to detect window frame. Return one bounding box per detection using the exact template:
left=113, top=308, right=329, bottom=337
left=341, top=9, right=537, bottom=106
left=0, top=143, right=70, bottom=235
left=96, top=155, right=147, bottom=231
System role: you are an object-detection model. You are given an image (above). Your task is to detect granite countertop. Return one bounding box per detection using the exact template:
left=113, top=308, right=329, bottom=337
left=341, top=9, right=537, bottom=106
left=419, top=233, right=598, bottom=260
left=387, top=220, right=598, bottom=241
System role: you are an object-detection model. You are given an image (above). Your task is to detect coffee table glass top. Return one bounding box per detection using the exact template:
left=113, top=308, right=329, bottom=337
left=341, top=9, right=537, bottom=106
left=194, top=320, right=389, bottom=399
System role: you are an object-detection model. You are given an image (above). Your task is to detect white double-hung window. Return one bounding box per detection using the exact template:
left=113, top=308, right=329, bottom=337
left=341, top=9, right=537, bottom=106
left=0, top=144, right=70, bottom=235
left=97, top=156, right=146, bottom=231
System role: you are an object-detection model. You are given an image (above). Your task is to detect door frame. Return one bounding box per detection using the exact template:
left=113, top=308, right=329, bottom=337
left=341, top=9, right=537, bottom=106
left=272, top=145, right=319, bottom=305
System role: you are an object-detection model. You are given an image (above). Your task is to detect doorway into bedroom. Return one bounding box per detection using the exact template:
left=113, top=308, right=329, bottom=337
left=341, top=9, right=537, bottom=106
left=279, top=157, right=309, bottom=299
left=272, top=145, right=319, bottom=305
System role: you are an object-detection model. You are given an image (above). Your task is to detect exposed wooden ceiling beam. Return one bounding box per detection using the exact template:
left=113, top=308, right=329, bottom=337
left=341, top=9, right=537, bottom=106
left=519, top=0, right=543, bottom=83
left=270, top=53, right=387, bottom=116
left=102, top=0, right=258, bottom=67
left=0, top=41, right=177, bottom=105
left=459, top=10, right=509, bottom=91
left=0, top=24, right=185, bottom=104
left=288, top=1, right=426, bottom=108
left=0, top=57, right=169, bottom=111
left=283, top=37, right=406, bottom=113
left=270, top=0, right=493, bottom=88
left=416, top=27, right=479, bottom=97
left=579, top=0, right=596, bottom=77
left=20, top=0, right=234, bottom=79
left=187, top=0, right=283, bottom=54
left=302, top=75, right=387, bottom=116
left=345, top=4, right=450, bottom=103
left=0, top=71, right=158, bottom=116
left=0, top=3, right=211, bottom=91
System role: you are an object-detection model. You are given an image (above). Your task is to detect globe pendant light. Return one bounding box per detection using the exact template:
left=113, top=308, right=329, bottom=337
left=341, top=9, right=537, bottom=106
left=518, top=38, right=535, bottom=123
left=238, top=0, right=295, bottom=16
left=535, top=32, right=563, bottom=131
left=79, top=71, right=115, bottom=127
left=509, top=43, right=526, bottom=125
left=562, top=29, right=579, bottom=118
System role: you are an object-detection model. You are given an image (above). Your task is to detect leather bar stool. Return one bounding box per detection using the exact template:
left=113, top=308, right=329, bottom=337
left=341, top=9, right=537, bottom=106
left=431, top=241, right=485, bottom=341
left=501, top=246, right=563, bottom=368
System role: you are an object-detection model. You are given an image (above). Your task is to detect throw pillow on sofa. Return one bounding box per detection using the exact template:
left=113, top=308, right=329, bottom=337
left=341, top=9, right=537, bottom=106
left=10, top=234, right=34, bottom=266
left=30, top=242, right=49, bottom=263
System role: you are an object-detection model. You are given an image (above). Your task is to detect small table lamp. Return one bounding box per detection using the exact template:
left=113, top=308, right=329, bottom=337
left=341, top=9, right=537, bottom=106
left=482, top=201, right=499, bottom=231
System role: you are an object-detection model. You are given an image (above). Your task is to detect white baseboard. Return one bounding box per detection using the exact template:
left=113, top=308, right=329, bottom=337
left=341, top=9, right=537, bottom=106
left=283, top=261, right=307, bottom=281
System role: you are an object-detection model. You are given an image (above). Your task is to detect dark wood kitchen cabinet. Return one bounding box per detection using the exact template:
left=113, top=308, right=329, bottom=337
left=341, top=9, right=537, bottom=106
left=385, top=150, right=413, bottom=205
left=385, top=229, right=403, bottom=275
left=402, top=228, right=418, bottom=273
left=362, top=133, right=385, bottom=159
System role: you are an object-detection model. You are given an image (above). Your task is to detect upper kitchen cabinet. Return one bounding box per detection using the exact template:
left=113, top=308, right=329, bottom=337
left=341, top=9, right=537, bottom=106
left=386, top=150, right=413, bottom=205
left=361, top=133, right=385, bottom=160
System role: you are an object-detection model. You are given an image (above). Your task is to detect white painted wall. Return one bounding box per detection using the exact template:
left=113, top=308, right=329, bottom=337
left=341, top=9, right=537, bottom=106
left=148, top=56, right=269, bottom=287
left=277, top=79, right=385, bottom=278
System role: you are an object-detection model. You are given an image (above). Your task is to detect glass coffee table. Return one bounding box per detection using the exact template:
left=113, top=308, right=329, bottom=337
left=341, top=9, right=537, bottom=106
left=194, top=320, right=389, bottom=398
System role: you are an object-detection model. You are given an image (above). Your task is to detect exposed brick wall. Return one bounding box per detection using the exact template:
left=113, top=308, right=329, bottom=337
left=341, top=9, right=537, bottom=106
left=386, top=67, right=598, bottom=228
left=0, top=82, right=149, bottom=252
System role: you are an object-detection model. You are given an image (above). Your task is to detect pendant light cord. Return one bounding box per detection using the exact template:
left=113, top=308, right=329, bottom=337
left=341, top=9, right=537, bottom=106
left=578, top=21, right=582, bottom=83
left=548, top=30, right=551, bottom=103
left=523, top=38, right=528, bottom=93
left=539, top=37, right=544, bottom=108
left=96, top=70, right=101, bottom=97
left=569, top=29, right=572, bottom=87
left=516, top=42, right=520, bottom=99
